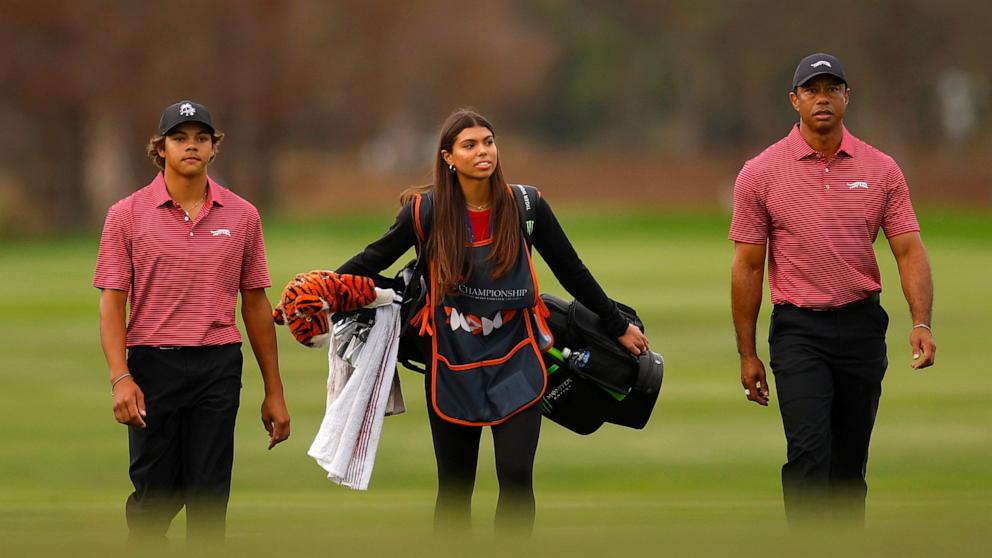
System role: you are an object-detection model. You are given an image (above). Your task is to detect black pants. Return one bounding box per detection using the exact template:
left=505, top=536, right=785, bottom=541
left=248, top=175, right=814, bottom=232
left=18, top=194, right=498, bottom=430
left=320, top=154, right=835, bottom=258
left=769, top=295, right=888, bottom=526
left=125, top=344, right=243, bottom=540
left=425, top=372, right=542, bottom=533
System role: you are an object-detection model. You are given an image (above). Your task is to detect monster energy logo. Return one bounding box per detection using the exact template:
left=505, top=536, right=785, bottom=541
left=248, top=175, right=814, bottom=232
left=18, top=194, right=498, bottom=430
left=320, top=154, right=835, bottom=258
left=525, top=220, right=534, bottom=236
left=542, top=377, right=574, bottom=413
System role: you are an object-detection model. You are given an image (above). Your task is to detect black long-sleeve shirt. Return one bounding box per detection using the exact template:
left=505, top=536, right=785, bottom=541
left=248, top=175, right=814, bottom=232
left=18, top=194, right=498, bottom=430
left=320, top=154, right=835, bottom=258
left=336, top=195, right=629, bottom=337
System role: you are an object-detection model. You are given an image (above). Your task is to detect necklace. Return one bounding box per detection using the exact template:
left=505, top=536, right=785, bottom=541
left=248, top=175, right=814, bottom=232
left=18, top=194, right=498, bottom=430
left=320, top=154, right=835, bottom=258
left=177, top=190, right=208, bottom=222
left=466, top=201, right=489, bottom=211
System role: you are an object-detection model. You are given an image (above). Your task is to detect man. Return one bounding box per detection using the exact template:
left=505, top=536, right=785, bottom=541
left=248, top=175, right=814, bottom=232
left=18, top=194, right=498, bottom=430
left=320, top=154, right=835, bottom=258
left=94, top=100, right=291, bottom=540
left=729, top=54, right=935, bottom=525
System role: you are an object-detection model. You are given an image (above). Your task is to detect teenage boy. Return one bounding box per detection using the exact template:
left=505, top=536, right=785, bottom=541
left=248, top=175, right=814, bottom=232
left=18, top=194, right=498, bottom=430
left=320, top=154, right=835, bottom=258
left=94, top=100, right=291, bottom=540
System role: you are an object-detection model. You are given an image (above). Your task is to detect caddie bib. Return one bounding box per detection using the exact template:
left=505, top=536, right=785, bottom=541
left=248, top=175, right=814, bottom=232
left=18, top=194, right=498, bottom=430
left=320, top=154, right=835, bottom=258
left=429, top=234, right=552, bottom=426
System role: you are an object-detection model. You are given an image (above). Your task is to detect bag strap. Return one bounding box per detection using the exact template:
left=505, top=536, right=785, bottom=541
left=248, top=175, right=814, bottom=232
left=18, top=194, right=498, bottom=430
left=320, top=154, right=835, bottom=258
left=412, top=192, right=433, bottom=251
left=510, top=184, right=538, bottom=248
left=404, top=192, right=432, bottom=289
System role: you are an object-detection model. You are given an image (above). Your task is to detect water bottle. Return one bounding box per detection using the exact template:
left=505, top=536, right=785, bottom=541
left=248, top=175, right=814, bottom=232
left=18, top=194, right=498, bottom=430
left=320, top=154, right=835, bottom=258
left=563, top=348, right=592, bottom=373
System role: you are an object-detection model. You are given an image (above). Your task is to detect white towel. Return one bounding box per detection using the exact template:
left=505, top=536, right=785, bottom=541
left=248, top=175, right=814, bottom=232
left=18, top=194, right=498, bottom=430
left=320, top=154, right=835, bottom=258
left=307, top=302, right=404, bottom=490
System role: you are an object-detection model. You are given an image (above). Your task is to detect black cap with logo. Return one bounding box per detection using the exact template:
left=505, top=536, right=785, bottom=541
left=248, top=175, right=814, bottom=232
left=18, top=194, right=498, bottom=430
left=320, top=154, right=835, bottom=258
left=792, top=53, right=847, bottom=89
left=158, top=100, right=215, bottom=136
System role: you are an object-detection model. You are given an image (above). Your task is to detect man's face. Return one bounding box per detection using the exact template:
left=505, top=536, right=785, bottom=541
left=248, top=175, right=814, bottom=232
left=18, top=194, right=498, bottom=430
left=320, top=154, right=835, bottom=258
left=158, top=122, right=215, bottom=177
left=789, top=75, right=849, bottom=134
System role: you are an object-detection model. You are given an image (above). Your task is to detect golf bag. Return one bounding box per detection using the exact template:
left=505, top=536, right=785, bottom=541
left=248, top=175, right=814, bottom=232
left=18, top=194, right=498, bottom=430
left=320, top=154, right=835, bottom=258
left=539, top=294, right=664, bottom=435
left=385, top=273, right=663, bottom=434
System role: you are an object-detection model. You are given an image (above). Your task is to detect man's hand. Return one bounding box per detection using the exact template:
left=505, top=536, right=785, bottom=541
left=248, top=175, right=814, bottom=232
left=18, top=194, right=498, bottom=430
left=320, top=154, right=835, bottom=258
left=242, top=287, right=291, bottom=450
left=910, top=327, right=936, bottom=370
left=112, top=377, right=146, bottom=428
left=617, top=323, right=650, bottom=355
left=261, top=393, right=290, bottom=450
left=740, top=355, right=770, bottom=406
left=888, top=232, right=935, bottom=371
left=732, top=242, right=769, bottom=407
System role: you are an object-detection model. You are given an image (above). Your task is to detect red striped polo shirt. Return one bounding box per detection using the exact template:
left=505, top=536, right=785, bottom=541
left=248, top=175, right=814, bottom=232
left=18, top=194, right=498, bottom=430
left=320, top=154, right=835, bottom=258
left=729, top=124, right=920, bottom=309
left=93, top=173, right=271, bottom=346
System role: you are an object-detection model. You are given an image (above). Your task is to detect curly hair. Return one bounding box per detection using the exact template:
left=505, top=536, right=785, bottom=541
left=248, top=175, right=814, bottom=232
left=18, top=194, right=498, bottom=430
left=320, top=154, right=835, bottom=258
left=146, top=129, right=225, bottom=170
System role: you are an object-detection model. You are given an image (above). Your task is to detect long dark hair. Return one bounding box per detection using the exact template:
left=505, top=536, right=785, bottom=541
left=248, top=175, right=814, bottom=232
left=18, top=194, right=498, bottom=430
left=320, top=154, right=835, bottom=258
left=401, top=109, right=521, bottom=296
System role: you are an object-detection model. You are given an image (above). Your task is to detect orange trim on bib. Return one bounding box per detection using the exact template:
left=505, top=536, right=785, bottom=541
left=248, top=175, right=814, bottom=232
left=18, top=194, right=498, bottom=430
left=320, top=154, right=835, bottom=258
left=437, top=337, right=532, bottom=371
left=523, top=241, right=555, bottom=349
left=522, top=308, right=550, bottom=397
left=466, top=238, right=494, bottom=248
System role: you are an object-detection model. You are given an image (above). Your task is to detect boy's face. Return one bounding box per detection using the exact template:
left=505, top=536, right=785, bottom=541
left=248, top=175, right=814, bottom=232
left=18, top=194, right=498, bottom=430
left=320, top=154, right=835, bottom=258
left=158, top=122, right=215, bottom=177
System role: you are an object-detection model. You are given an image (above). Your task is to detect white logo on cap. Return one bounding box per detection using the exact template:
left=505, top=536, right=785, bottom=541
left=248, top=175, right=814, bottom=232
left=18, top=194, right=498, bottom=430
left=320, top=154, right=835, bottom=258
left=179, top=103, right=196, bottom=116
left=811, top=60, right=833, bottom=68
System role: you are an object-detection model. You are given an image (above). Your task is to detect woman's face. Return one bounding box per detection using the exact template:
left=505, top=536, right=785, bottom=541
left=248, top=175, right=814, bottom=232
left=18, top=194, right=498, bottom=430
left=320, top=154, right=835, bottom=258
left=442, top=126, right=497, bottom=181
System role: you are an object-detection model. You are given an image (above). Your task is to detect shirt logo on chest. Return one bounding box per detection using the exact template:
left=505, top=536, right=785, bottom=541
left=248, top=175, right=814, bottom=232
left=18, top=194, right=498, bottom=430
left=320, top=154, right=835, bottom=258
left=210, top=228, right=231, bottom=236
left=847, top=181, right=869, bottom=189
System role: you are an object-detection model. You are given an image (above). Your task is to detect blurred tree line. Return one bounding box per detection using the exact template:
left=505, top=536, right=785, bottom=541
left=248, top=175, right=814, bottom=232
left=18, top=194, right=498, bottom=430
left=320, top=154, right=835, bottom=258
left=0, top=0, right=988, bottom=234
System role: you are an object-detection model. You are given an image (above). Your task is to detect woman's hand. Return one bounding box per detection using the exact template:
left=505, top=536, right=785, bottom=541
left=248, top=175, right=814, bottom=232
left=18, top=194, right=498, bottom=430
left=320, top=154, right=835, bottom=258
left=617, top=323, right=649, bottom=355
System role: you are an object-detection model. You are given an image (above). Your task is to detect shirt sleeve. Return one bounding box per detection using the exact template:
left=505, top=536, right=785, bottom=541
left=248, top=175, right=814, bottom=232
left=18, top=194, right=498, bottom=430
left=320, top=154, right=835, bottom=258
left=240, top=207, right=272, bottom=290
left=880, top=160, right=921, bottom=238
left=336, top=202, right=418, bottom=278
left=531, top=196, right=629, bottom=338
left=93, top=200, right=133, bottom=292
left=728, top=161, right=770, bottom=244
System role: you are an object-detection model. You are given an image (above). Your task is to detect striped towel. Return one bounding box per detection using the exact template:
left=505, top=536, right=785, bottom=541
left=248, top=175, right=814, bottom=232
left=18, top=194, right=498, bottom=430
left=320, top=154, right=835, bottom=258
left=307, top=302, right=404, bottom=490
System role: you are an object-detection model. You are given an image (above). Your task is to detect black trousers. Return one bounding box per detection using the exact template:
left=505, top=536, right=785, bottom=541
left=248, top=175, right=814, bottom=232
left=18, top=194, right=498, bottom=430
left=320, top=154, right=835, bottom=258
left=769, top=295, right=888, bottom=526
left=425, top=372, right=542, bottom=533
left=125, top=344, right=243, bottom=540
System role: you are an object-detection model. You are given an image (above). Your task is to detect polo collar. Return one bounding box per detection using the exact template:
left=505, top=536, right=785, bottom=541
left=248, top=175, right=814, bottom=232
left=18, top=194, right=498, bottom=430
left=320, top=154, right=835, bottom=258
left=787, top=123, right=856, bottom=160
left=152, top=172, right=226, bottom=207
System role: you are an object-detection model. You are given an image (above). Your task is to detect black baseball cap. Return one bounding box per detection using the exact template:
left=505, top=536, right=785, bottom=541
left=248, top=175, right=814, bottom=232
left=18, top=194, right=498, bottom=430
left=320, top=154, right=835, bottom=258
left=158, top=100, right=215, bottom=135
left=792, top=53, right=847, bottom=89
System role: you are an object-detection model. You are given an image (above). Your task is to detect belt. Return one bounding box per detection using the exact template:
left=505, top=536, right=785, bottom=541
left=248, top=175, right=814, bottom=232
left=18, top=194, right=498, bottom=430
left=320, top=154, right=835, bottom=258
left=131, top=344, right=240, bottom=351
left=778, top=292, right=880, bottom=312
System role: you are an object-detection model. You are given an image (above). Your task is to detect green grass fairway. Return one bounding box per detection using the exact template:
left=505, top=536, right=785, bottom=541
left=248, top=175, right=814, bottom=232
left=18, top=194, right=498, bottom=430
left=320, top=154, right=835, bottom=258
left=1, top=209, right=989, bottom=557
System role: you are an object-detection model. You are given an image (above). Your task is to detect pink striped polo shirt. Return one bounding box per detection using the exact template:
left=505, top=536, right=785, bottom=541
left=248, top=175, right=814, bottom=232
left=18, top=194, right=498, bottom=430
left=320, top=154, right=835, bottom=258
left=94, top=173, right=271, bottom=346
left=729, top=124, right=920, bottom=309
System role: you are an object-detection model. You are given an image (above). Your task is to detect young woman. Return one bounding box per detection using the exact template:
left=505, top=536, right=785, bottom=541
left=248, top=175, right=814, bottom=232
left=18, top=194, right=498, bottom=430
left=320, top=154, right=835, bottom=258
left=337, top=109, right=648, bottom=533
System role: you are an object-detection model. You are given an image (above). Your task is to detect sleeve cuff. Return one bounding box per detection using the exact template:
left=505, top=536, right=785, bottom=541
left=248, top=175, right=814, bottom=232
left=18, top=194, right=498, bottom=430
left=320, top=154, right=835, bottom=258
left=604, top=308, right=630, bottom=338
left=883, top=225, right=921, bottom=238
left=93, top=281, right=130, bottom=292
